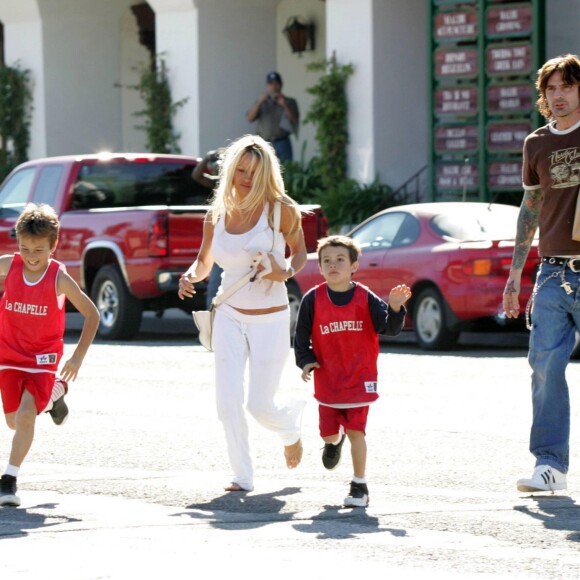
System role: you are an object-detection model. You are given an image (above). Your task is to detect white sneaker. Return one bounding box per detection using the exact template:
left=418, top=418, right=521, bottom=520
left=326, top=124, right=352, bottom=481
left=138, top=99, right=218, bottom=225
left=517, top=465, right=567, bottom=492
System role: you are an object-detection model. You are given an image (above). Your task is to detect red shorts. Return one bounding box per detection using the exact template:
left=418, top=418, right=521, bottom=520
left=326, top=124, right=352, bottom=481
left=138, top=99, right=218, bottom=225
left=319, top=405, right=370, bottom=437
left=0, top=369, right=54, bottom=415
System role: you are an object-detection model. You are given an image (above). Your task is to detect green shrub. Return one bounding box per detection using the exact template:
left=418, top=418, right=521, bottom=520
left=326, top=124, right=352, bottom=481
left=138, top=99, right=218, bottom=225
left=120, top=55, right=188, bottom=154
left=0, top=63, right=33, bottom=181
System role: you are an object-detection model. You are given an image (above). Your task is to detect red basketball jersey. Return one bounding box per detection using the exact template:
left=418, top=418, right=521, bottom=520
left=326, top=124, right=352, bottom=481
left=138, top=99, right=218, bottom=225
left=0, top=255, right=66, bottom=372
left=311, top=282, right=379, bottom=405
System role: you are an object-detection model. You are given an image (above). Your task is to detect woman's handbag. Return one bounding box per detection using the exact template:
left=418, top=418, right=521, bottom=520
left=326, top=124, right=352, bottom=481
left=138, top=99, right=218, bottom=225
left=192, top=270, right=253, bottom=351
left=192, top=307, right=216, bottom=351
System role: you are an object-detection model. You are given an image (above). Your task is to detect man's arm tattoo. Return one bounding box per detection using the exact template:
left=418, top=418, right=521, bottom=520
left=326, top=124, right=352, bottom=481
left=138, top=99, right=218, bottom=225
left=511, top=189, right=542, bottom=271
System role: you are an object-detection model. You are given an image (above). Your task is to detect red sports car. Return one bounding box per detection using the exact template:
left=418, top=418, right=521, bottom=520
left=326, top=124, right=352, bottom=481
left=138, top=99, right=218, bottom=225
left=287, top=202, right=539, bottom=350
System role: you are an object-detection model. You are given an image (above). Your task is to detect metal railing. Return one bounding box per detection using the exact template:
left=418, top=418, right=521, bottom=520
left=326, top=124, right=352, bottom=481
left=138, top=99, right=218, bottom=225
left=393, top=165, right=429, bottom=204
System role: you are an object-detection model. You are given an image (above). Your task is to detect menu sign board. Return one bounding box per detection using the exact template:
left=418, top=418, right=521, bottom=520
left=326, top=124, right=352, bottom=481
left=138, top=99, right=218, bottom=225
left=487, top=83, right=534, bottom=114
left=486, top=3, right=533, bottom=38
left=488, top=161, right=522, bottom=190
left=435, top=47, right=478, bottom=79
left=434, top=9, right=478, bottom=42
left=436, top=162, right=479, bottom=191
left=435, top=86, right=478, bottom=116
left=487, top=121, right=531, bottom=152
left=435, top=125, right=478, bottom=153
left=486, top=43, right=533, bottom=76
left=433, top=0, right=473, bottom=4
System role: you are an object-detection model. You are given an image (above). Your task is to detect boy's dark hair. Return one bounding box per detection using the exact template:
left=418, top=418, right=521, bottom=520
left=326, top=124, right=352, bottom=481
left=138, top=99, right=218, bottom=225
left=317, top=235, right=361, bottom=264
left=536, top=53, right=580, bottom=119
left=15, top=203, right=60, bottom=246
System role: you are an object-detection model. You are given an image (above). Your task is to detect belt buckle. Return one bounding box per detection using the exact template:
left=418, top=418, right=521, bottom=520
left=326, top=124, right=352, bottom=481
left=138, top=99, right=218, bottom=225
left=568, top=259, right=580, bottom=273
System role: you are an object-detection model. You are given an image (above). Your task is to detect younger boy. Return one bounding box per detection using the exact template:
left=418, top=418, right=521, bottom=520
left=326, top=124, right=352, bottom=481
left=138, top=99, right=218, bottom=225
left=0, top=203, right=100, bottom=507
left=293, top=235, right=411, bottom=507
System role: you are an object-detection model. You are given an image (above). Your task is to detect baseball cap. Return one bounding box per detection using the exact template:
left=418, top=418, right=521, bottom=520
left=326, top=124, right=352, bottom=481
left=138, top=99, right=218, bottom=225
left=266, top=71, right=282, bottom=84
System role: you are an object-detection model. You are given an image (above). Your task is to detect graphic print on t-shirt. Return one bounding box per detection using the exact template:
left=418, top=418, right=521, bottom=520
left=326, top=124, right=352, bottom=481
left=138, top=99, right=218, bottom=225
left=549, top=147, right=580, bottom=188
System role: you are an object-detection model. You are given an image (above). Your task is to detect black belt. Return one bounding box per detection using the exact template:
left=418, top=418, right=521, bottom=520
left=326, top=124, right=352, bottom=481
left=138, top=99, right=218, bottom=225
left=542, top=257, right=580, bottom=271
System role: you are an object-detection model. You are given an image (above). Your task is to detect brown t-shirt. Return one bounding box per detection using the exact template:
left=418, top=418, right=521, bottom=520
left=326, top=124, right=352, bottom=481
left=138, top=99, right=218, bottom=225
left=523, top=119, right=580, bottom=257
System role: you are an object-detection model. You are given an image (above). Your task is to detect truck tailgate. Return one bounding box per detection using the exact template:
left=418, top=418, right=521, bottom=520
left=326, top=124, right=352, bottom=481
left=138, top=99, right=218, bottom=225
left=167, top=207, right=206, bottom=259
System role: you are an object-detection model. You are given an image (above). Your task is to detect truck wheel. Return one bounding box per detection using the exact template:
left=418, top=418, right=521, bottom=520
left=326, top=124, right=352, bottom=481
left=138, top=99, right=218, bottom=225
left=91, top=265, right=143, bottom=340
left=413, top=287, right=459, bottom=351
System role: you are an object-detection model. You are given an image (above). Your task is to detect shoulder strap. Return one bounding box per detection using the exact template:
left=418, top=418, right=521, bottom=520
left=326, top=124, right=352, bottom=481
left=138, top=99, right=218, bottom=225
left=211, top=270, right=254, bottom=308
left=272, top=201, right=281, bottom=250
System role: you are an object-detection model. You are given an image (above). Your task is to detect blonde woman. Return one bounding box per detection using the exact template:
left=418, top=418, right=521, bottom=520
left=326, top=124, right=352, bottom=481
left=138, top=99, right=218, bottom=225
left=179, top=134, right=307, bottom=492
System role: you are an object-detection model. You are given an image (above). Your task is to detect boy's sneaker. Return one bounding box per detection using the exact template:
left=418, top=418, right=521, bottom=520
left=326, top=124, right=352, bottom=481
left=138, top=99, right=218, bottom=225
left=0, top=474, right=21, bottom=507
left=322, top=434, right=346, bottom=470
left=344, top=481, right=369, bottom=508
left=47, top=379, right=69, bottom=426
left=517, top=465, right=567, bottom=492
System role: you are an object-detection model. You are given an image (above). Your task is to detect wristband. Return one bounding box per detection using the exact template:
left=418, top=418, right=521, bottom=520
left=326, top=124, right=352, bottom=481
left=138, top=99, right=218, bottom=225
left=286, top=266, right=295, bottom=279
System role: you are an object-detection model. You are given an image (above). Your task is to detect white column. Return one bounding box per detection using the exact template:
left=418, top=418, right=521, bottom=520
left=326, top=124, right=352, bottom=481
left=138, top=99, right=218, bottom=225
left=147, top=0, right=199, bottom=156
left=0, top=1, right=46, bottom=158
left=326, top=0, right=375, bottom=183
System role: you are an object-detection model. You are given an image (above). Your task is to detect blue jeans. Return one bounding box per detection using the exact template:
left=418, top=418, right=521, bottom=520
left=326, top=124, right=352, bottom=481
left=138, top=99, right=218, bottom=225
left=206, top=263, right=223, bottom=309
left=271, top=137, right=293, bottom=162
left=528, top=261, right=580, bottom=472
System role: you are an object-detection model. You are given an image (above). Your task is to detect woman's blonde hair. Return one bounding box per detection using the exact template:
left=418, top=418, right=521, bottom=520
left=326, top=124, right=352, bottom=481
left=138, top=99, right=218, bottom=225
left=210, top=134, right=300, bottom=228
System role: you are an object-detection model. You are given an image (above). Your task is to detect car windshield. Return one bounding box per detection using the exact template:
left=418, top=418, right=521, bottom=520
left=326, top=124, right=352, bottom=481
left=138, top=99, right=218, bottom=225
left=430, top=204, right=530, bottom=241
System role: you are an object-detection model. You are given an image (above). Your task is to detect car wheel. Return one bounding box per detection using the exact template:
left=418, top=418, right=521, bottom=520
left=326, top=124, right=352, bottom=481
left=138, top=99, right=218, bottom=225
left=413, top=287, right=460, bottom=351
left=91, top=265, right=143, bottom=340
left=286, top=279, right=302, bottom=339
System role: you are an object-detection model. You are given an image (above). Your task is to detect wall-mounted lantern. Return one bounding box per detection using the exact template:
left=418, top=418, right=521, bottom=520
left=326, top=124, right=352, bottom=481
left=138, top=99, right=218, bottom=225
left=283, top=16, right=315, bottom=55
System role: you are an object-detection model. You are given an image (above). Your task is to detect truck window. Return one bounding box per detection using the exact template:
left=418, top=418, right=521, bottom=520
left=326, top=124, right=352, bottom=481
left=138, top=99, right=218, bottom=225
left=0, top=167, right=36, bottom=217
left=32, top=165, right=64, bottom=207
left=73, top=162, right=211, bottom=209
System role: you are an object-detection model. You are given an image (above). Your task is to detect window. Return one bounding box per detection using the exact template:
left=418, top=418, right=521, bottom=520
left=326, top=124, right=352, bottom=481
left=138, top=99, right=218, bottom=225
left=72, top=161, right=208, bottom=209
left=352, top=212, right=408, bottom=249
left=430, top=205, right=526, bottom=241
left=0, top=167, right=36, bottom=216
left=33, top=165, right=64, bottom=207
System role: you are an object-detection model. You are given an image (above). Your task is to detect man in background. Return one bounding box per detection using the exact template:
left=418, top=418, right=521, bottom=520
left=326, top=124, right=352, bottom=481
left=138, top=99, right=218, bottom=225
left=247, top=71, right=299, bottom=162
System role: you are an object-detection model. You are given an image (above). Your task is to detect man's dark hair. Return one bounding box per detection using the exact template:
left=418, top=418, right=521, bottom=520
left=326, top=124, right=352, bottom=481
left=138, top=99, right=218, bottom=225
left=536, top=53, right=580, bottom=119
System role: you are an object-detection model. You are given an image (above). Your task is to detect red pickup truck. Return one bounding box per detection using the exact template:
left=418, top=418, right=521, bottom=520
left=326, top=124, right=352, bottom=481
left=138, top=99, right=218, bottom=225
left=0, top=153, right=328, bottom=339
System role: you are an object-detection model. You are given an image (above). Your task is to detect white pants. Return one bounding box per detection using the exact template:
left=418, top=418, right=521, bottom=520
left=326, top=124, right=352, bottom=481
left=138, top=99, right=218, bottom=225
left=213, top=304, right=304, bottom=491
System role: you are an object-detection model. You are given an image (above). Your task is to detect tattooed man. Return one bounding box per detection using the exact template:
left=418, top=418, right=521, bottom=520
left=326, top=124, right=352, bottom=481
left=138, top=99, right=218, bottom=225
left=504, top=54, right=580, bottom=493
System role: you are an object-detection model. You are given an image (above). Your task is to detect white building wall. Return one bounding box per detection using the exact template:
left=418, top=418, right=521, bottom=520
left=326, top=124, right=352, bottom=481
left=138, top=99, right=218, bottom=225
left=277, top=0, right=326, bottom=162
left=194, top=0, right=278, bottom=156
left=546, top=0, right=580, bottom=60
left=373, top=0, right=427, bottom=192
left=148, top=0, right=199, bottom=156
left=119, top=8, right=149, bottom=152
left=326, top=0, right=375, bottom=183
left=37, top=0, right=134, bottom=155
left=0, top=1, right=46, bottom=159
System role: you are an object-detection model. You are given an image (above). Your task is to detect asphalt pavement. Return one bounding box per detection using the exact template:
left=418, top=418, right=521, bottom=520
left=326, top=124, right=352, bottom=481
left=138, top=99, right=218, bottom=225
left=1, top=310, right=579, bottom=579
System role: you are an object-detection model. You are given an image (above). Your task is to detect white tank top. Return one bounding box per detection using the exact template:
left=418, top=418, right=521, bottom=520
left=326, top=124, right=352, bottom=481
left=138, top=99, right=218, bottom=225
left=212, top=205, right=288, bottom=309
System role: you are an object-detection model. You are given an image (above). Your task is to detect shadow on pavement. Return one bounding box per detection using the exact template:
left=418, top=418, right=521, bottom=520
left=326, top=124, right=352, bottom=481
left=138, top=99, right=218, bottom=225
left=292, top=504, right=407, bottom=540
left=514, top=495, right=580, bottom=542
left=177, top=487, right=407, bottom=541
left=0, top=503, right=81, bottom=539
left=176, top=487, right=300, bottom=529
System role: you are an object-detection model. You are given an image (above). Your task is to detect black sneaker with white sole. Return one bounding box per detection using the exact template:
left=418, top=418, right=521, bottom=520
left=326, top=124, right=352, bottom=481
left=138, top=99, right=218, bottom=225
left=0, top=474, right=21, bottom=507
left=47, top=379, right=69, bottom=426
left=344, top=481, right=369, bottom=508
left=322, top=434, right=346, bottom=470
